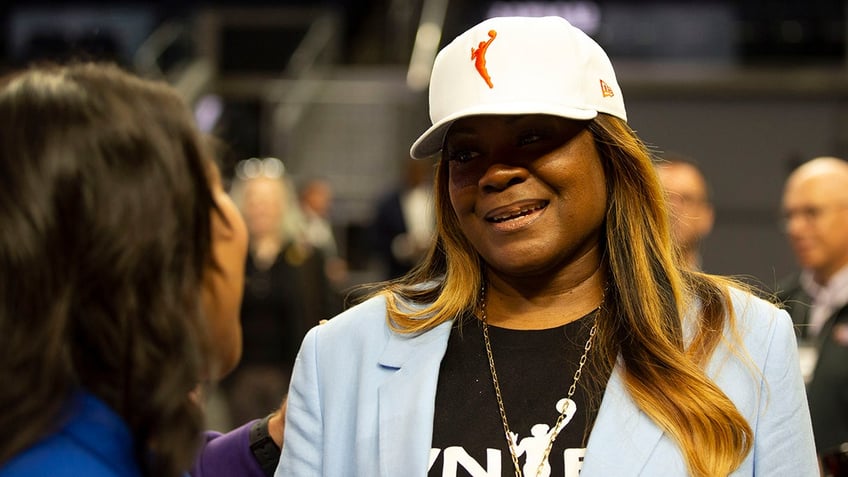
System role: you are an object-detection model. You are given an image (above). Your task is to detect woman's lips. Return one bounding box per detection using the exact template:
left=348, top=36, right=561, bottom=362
left=485, top=200, right=549, bottom=223
left=483, top=200, right=549, bottom=232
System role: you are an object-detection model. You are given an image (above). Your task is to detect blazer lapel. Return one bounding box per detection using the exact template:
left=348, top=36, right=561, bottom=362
left=580, top=366, right=665, bottom=476
left=377, top=321, right=453, bottom=477
left=372, top=324, right=667, bottom=476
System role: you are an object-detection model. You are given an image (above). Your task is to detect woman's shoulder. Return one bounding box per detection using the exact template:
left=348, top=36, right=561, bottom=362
left=301, top=294, right=391, bottom=349
left=323, top=293, right=390, bottom=328
left=724, top=285, right=796, bottom=359
left=726, top=286, right=788, bottom=327
left=0, top=394, right=140, bottom=477
left=320, top=290, right=436, bottom=330
left=302, top=291, right=444, bottom=357
left=0, top=437, right=134, bottom=477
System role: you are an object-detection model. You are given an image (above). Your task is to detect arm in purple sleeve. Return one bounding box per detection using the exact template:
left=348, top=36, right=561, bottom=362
left=191, top=420, right=267, bottom=477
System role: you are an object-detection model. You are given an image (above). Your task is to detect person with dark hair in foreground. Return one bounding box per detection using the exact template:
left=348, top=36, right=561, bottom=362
left=0, top=63, right=283, bottom=477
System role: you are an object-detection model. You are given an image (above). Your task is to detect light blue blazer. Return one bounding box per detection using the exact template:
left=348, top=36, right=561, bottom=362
left=276, top=289, right=819, bottom=476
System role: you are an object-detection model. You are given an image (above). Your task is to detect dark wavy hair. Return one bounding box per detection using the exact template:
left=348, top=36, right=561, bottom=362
left=0, top=63, right=217, bottom=476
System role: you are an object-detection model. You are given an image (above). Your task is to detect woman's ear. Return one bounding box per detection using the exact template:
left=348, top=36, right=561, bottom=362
left=208, top=164, right=240, bottom=239
left=211, top=193, right=238, bottom=239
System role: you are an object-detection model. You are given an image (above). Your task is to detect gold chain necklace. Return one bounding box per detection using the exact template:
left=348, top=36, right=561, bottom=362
left=479, top=284, right=600, bottom=477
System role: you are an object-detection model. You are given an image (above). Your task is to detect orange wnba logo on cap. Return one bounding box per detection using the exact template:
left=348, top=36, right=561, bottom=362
left=471, top=30, right=497, bottom=88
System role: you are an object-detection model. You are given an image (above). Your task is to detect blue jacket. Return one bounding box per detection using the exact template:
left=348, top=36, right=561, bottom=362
left=0, top=393, right=141, bottom=477
left=0, top=392, right=269, bottom=477
left=277, top=288, right=819, bottom=476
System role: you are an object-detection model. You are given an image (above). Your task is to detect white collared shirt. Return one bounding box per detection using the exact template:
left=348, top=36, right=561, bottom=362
left=800, top=265, right=848, bottom=337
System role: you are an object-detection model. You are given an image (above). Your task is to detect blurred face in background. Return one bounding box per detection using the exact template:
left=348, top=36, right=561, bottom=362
left=656, top=162, right=714, bottom=259
left=782, top=158, right=848, bottom=284
left=242, top=176, right=287, bottom=240
left=301, top=179, right=333, bottom=217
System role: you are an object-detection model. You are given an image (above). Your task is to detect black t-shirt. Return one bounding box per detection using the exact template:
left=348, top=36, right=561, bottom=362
left=429, top=311, right=608, bottom=477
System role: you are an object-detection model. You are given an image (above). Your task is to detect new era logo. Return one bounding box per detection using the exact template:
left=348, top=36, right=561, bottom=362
left=600, top=79, right=614, bottom=98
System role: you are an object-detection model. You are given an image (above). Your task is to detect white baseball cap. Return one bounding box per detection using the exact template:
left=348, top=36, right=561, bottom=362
left=410, top=16, right=626, bottom=159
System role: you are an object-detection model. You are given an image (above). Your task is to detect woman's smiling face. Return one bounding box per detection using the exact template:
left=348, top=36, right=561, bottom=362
left=444, top=114, right=607, bottom=279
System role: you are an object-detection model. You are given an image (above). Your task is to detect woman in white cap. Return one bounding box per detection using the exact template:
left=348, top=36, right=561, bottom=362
left=277, top=16, right=817, bottom=477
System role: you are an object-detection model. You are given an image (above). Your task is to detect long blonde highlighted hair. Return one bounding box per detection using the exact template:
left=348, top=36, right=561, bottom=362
left=372, top=113, right=752, bottom=476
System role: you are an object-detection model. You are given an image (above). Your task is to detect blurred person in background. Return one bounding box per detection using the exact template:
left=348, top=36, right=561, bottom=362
left=656, top=154, right=714, bottom=270
left=371, top=157, right=435, bottom=279
left=778, top=156, right=848, bottom=472
left=222, top=159, right=336, bottom=428
left=298, top=176, right=349, bottom=292
left=0, top=62, right=283, bottom=477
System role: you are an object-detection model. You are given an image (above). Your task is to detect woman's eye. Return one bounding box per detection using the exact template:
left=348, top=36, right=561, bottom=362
left=517, top=130, right=547, bottom=146
left=446, top=149, right=479, bottom=164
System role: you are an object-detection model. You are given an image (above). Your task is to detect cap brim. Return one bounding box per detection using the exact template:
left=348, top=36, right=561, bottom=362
left=409, top=102, right=599, bottom=159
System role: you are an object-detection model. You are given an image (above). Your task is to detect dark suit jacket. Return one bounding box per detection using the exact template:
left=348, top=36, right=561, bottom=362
left=371, top=190, right=411, bottom=280
left=777, top=274, right=848, bottom=454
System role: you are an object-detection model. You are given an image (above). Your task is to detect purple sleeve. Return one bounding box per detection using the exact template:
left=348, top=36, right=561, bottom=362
left=190, top=420, right=266, bottom=477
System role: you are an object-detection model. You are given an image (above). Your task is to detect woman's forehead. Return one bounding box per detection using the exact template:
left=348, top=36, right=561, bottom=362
left=447, top=114, right=588, bottom=136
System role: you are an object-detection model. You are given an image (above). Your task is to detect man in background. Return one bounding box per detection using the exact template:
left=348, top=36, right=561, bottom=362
left=299, top=176, right=348, bottom=289
left=371, top=158, right=435, bottom=279
left=778, top=156, right=848, bottom=465
left=656, top=154, right=714, bottom=270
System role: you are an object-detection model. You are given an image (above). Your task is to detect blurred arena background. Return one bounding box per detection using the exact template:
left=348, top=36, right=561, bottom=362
left=1, top=0, right=846, bottom=288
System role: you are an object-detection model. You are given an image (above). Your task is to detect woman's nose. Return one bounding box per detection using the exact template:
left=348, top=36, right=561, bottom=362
left=478, top=161, right=529, bottom=192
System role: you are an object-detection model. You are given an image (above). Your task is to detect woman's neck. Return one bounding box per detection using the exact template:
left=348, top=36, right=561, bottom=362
left=251, top=236, right=283, bottom=270
left=483, top=268, right=606, bottom=330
